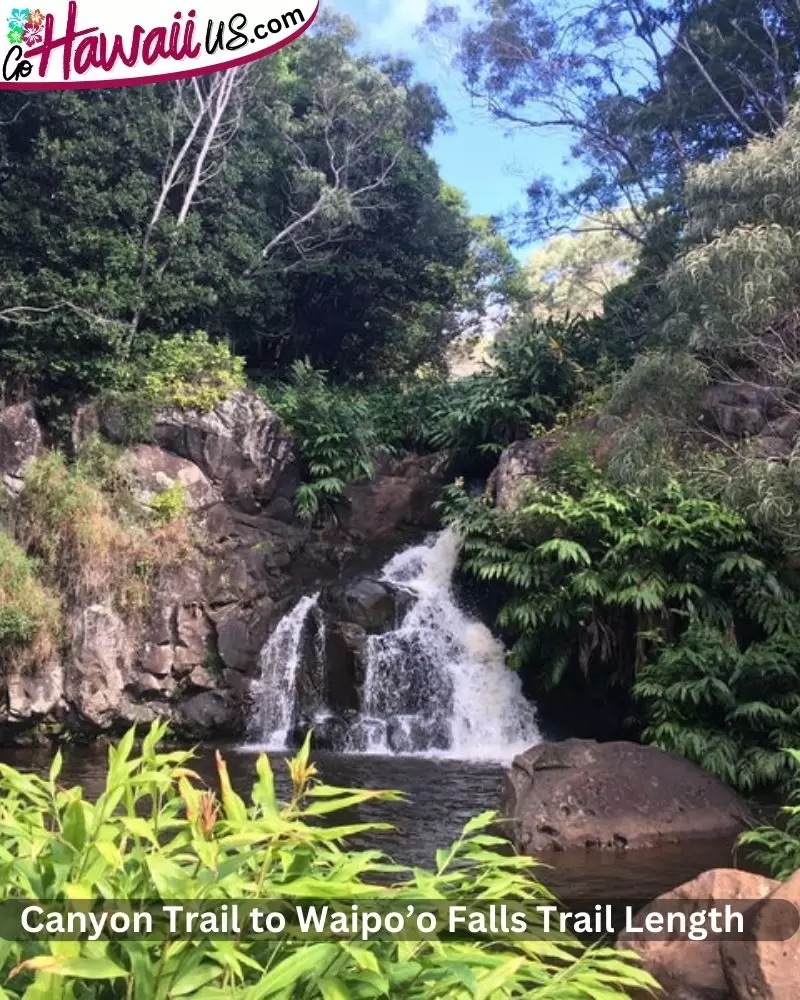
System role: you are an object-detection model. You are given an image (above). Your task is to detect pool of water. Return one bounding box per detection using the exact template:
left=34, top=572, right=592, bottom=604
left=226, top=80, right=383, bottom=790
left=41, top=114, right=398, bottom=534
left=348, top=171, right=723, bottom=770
left=0, top=743, right=754, bottom=902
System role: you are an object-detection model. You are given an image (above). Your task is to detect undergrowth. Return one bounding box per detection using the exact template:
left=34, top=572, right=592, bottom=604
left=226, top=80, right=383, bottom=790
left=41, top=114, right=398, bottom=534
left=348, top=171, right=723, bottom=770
left=0, top=722, right=659, bottom=999
left=738, top=749, right=800, bottom=879
left=0, top=532, right=60, bottom=672
left=14, top=452, right=187, bottom=616
left=440, top=466, right=800, bottom=793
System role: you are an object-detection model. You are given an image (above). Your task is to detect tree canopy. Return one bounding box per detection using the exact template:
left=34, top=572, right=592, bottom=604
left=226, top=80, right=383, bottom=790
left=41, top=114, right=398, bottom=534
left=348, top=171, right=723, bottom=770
left=0, top=16, right=523, bottom=410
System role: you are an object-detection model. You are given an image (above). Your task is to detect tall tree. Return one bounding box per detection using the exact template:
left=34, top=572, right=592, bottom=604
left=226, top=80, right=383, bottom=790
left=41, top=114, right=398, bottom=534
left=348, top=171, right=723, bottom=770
left=426, top=0, right=800, bottom=242
left=0, top=17, right=481, bottom=405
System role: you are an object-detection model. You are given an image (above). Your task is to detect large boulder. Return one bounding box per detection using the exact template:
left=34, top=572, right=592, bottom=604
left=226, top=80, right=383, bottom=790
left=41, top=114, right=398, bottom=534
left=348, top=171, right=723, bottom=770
left=618, top=868, right=778, bottom=1000
left=117, top=444, right=221, bottom=513
left=92, top=390, right=295, bottom=508
left=0, top=402, right=42, bottom=496
left=488, top=435, right=561, bottom=510
left=721, top=869, right=800, bottom=1000
left=502, top=740, right=753, bottom=853
left=342, top=452, right=449, bottom=541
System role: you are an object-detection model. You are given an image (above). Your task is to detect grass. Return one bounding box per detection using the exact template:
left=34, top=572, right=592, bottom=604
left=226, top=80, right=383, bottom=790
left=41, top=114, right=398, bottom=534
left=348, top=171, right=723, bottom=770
left=0, top=531, right=60, bottom=671
left=15, top=451, right=188, bottom=617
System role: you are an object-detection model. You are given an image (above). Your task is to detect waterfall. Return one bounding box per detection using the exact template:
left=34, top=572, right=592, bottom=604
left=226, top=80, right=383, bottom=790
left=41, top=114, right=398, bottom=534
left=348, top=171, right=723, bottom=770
left=348, top=530, right=540, bottom=760
left=249, top=593, right=319, bottom=749
left=248, top=530, right=540, bottom=761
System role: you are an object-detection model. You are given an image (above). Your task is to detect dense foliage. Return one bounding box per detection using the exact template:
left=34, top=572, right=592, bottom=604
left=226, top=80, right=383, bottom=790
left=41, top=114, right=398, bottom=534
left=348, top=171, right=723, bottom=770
left=0, top=723, right=657, bottom=999
left=269, top=362, right=377, bottom=521
left=0, top=17, right=525, bottom=413
left=738, top=750, right=800, bottom=878
left=441, top=466, right=800, bottom=791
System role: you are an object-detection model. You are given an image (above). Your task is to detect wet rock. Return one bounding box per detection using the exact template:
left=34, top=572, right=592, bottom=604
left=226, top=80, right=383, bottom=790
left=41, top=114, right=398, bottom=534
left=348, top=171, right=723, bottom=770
left=178, top=691, right=236, bottom=734
left=721, top=869, right=800, bottom=1000
left=117, top=444, right=220, bottom=512
left=618, top=869, right=778, bottom=1000
left=324, top=622, right=367, bottom=712
left=502, top=739, right=753, bottom=854
left=213, top=600, right=276, bottom=675
left=387, top=716, right=449, bottom=754
left=0, top=402, right=43, bottom=496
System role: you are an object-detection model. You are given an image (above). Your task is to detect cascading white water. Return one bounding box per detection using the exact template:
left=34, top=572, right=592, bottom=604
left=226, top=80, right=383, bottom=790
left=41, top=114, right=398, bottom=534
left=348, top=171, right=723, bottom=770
left=348, top=529, right=540, bottom=760
left=248, top=530, right=540, bottom=762
left=249, top=593, right=319, bottom=748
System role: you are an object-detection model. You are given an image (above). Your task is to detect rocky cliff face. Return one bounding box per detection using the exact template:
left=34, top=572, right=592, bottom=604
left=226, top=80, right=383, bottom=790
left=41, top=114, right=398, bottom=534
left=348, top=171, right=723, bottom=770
left=0, top=392, right=447, bottom=743
left=489, top=381, right=800, bottom=512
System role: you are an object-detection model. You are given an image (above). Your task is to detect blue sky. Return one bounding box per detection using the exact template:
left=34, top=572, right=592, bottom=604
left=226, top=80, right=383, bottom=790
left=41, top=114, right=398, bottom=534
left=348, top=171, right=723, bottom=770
left=332, top=0, right=577, bottom=255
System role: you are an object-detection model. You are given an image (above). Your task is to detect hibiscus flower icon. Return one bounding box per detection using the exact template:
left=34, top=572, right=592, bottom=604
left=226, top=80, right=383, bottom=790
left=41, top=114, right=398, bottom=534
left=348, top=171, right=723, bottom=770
left=6, top=25, right=23, bottom=44
left=6, top=8, right=30, bottom=30
left=22, top=21, right=41, bottom=44
left=26, top=7, right=43, bottom=25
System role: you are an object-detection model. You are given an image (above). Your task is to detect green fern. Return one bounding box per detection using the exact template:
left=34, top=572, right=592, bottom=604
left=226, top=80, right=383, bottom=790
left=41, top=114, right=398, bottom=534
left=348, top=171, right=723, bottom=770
left=270, top=361, right=377, bottom=521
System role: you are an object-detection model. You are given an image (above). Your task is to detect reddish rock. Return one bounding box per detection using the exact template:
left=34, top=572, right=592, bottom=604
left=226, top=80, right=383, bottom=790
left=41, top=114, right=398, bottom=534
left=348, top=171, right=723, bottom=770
left=502, top=740, right=753, bottom=854
left=618, top=869, right=777, bottom=1000
left=722, top=870, right=800, bottom=1000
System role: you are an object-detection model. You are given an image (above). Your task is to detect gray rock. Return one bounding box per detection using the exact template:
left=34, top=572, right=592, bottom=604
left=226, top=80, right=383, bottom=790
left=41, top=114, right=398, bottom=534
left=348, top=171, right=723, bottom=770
left=0, top=402, right=43, bottom=496
left=7, top=657, right=63, bottom=720
left=179, top=692, right=235, bottom=734
left=489, top=435, right=561, bottom=510
left=698, top=384, right=789, bottom=439
left=117, top=444, right=221, bottom=513
left=343, top=579, right=399, bottom=633
left=68, top=604, right=130, bottom=730
left=149, top=391, right=295, bottom=505
left=502, top=739, right=753, bottom=853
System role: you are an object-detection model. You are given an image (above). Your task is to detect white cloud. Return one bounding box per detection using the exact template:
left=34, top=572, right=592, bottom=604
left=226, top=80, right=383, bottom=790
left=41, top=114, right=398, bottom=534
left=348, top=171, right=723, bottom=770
left=358, top=0, right=428, bottom=51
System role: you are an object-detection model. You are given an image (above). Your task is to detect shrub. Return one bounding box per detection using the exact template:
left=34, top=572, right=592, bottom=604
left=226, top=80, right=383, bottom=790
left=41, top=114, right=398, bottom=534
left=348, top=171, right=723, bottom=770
left=0, top=532, right=60, bottom=669
left=116, top=331, right=246, bottom=413
left=149, top=482, right=188, bottom=526
left=635, top=623, right=800, bottom=793
left=738, top=750, right=800, bottom=878
left=606, top=351, right=709, bottom=419
left=427, top=318, right=586, bottom=460
left=16, top=452, right=185, bottom=615
left=0, top=722, right=658, bottom=999
left=269, top=361, right=377, bottom=521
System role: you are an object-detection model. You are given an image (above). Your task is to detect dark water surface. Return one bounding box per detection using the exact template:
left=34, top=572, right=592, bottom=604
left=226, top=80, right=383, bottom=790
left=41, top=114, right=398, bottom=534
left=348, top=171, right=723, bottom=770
left=0, top=744, right=751, bottom=902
